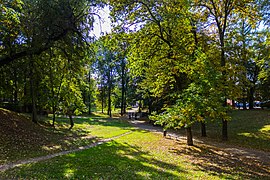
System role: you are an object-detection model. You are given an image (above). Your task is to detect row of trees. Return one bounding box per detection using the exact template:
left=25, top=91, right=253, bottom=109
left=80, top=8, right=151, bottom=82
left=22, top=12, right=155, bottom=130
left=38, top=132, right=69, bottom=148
left=0, top=0, right=134, bottom=128
left=1, top=0, right=270, bottom=144
left=106, top=0, right=270, bottom=145
left=0, top=0, right=105, bottom=128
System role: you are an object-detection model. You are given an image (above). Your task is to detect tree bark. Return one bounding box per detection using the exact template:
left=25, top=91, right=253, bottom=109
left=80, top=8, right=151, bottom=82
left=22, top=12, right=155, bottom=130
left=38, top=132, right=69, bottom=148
left=52, top=106, right=56, bottom=127
left=186, top=126, right=193, bottom=146
left=88, top=69, right=91, bottom=115
left=13, top=69, right=18, bottom=103
left=201, top=121, right=207, bottom=137
left=243, top=96, right=247, bottom=110
left=68, top=113, right=74, bottom=130
left=30, top=58, right=38, bottom=123
left=101, top=83, right=104, bottom=114
left=120, top=58, right=126, bottom=116
left=107, top=68, right=112, bottom=118
left=249, top=86, right=255, bottom=109
left=222, top=119, right=228, bottom=141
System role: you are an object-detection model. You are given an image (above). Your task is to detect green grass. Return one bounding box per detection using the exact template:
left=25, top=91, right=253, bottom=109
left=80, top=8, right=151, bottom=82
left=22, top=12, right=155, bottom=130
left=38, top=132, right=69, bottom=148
left=0, top=112, right=133, bottom=165
left=0, top=131, right=244, bottom=179
left=2, top=129, right=269, bottom=179
left=187, top=109, right=270, bottom=151
left=45, top=115, right=133, bottom=139
left=1, top=110, right=269, bottom=179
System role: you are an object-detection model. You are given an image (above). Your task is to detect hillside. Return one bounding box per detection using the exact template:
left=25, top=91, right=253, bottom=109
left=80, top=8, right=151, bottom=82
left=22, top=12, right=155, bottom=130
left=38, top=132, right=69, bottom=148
left=0, top=109, right=53, bottom=164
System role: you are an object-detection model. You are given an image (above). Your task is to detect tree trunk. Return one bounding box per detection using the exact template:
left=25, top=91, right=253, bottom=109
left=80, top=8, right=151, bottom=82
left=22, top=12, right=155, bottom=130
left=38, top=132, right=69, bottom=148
left=186, top=126, right=193, bottom=146
left=249, top=86, right=254, bottom=109
left=23, top=76, right=28, bottom=113
left=52, top=106, right=56, bottom=127
left=201, top=121, right=207, bottom=137
left=222, top=119, right=228, bottom=141
left=232, top=100, right=235, bottom=109
left=30, top=59, right=38, bottom=123
left=68, top=113, right=74, bottom=130
left=120, top=59, right=126, bottom=116
left=13, top=70, right=18, bottom=103
left=243, top=98, right=247, bottom=110
left=108, top=89, right=112, bottom=117
left=221, top=47, right=228, bottom=141
left=88, top=70, right=91, bottom=115
left=107, top=68, right=112, bottom=118
left=163, top=130, right=167, bottom=137
left=101, top=84, right=104, bottom=114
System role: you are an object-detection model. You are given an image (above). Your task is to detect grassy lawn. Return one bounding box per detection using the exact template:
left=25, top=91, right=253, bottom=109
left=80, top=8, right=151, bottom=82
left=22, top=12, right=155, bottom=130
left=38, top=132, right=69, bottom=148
left=0, top=109, right=269, bottom=179
left=187, top=109, right=270, bottom=151
left=1, top=130, right=269, bottom=179
left=0, top=109, right=133, bottom=165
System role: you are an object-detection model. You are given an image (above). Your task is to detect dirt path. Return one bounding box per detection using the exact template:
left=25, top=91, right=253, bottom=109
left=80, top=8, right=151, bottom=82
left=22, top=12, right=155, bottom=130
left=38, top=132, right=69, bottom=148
left=128, top=119, right=270, bottom=165
left=0, top=131, right=132, bottom=172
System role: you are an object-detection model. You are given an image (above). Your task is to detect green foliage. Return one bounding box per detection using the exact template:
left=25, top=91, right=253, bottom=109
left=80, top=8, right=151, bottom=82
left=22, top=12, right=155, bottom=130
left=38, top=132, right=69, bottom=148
left=150, top=50, right=230, bottom=130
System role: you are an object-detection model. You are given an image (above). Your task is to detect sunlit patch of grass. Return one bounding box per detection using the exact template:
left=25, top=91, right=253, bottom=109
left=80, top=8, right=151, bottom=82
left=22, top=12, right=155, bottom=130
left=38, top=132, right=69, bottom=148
left=188, top=109, right=270, bottom=151
left=0, top=131, right=237, bottom=179
left=238, top=132, right=252, bottom=137
left=41, top=145, right=62, bottom=151
left=64, top=166, right=75, bottom=178
left=260, top=125, right=270, bottom=132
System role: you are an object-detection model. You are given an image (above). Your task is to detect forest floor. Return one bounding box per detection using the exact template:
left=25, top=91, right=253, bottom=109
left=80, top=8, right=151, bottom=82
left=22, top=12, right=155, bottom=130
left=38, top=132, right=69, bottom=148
left=0, top=108, right=269, bottom=179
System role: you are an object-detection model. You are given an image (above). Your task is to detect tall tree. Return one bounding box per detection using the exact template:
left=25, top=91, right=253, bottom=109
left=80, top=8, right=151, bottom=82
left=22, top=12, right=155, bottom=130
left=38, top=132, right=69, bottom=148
left=0, top=0, right=104, bottom=66
left=194, top=0, right=258, bottom=140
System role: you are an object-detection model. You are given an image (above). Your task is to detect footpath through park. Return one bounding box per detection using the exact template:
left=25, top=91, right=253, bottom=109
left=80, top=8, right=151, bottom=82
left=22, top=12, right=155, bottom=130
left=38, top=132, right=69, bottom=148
left=1, top=116, right=270, bottom=174
left=0, top=131, right=132, bottom=172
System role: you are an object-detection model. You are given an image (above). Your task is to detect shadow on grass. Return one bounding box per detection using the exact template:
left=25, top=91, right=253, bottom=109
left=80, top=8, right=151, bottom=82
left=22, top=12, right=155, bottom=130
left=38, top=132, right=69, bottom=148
left=171, top=109, right=270, bottom=151
left=1, top=141, right=187, bottom=179
left=0, top=113, right=116, bottom=165
left=170, top=142, right=270, bottom=179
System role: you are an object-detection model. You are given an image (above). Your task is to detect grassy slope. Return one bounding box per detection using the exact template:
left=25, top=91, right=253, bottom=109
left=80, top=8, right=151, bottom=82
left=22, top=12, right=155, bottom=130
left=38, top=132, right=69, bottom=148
left=188, top=109, right=270, bottom=151
left=0, top=109, right=269, bottom=179
left=1, top=131, right=269, bottom=179
left=0, top=109, right=132, bottom=165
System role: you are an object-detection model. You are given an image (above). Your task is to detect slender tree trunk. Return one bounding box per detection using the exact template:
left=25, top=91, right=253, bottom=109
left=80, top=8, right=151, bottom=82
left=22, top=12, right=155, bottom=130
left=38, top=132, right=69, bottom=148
left=138, top=100, right=142, bottom=113
left=101, top=83, right=104, bottom=114
left=201, top=121, right=207, bottom=137
left=249, top=86, right=254, bottom=109
left=88, top=69, right=91, bottom=115
left=68, top=113, right=74, bottom=130
left=163, top=129, right=167, bottom=137
left=52, top=106, right=56, bottom=127
left=232, top=100, right=235, bottom=109
left=108, top=91, right=111, bottom=117
left=124, top=77, right=128, bottom=114
left=120, top=59, right=126, bottom=116
left=23, top=76, right=28, bottom=113
left=30, top=58, right=38, bottom=123
left=30, top=88, right=37, bottom=123
left=186, top=126, right=193, bottom=146
left=14, top=70, right=18, bottom=103
left=243, top=96, right=247, bottom=110
left=221, top=40, right=228, bottom=141
left=120, top=76, right=125, bottom=116
left=107, top=68, right=112, bottom=118
left=148, top=97, right=152, bottom=114
left=222, top=119, right=228, bottom=141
